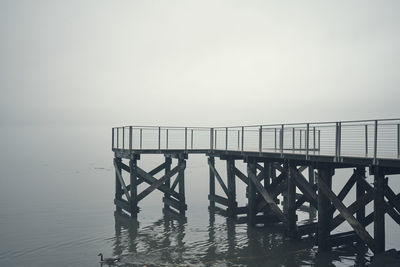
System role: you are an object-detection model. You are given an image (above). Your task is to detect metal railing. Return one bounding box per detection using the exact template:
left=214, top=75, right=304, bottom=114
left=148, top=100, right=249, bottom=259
left=112, top=119, right=400, bottom=161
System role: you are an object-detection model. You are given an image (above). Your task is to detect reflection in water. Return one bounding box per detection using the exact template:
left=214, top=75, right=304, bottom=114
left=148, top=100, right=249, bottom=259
left=112, top=208, right=372, bottom=267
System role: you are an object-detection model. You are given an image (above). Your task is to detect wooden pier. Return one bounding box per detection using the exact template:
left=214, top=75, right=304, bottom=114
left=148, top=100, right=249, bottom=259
left=112, top=119, right=400, bottom=254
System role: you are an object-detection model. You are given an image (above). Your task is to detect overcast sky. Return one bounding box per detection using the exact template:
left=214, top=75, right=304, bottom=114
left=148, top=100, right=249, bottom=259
left=1, top=0, right=399, bottom=127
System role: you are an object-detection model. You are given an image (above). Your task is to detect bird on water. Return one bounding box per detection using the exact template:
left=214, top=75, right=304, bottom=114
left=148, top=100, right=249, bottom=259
left=98, top=253, right=120, bottom=265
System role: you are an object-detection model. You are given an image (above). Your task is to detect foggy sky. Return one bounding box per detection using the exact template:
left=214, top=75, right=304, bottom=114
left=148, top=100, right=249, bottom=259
left=1, top=0, right=399, bottom=127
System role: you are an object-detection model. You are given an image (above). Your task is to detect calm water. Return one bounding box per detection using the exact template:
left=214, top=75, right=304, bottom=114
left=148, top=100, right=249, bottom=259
left=1, top=125, right=399, bottom=266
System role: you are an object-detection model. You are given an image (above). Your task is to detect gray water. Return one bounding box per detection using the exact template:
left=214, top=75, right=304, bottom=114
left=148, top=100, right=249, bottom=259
left=1, top=124, right=399, bottom=266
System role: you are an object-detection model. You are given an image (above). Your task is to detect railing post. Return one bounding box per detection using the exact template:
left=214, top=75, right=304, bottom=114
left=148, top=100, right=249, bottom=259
left=313, top=127, right=316, bottom=151
left=374, top=120, right=378, bottom=164
left=214, top=129, right=217, bottom=149
left=112, top=128, right=115, bottom=150
left=117, top=128, right=119, bottom=149
left=365, top=124, right=368, bottom=156
left=226, top=127, right=228, bottom=151
left=300, top=130, right=302, bottom=150
left=166, top=129, right=169, bottom=150
left=398, top=124, right=400, bottom=158
left=129, top=126, right=132, bottom=151
left=306, top=123, right=310, bottom=159
left=274, top=128, right=277, bottom=150
left=292, top=128, right=295, bottom=152
left=237, top=130, right=240, bottom=150
left=191, top=129, right=194, bottom=149
left=210, top=128, right=214, bottom=150
left=139, top=128, right=142, bottom=149
left=318, top=130, right=321, bottom=150
left=280, top=124, right=284, bottom=156
left=241, top=126, right=244, bottom=153
left=185, top=127, right=187, bottom=151
left=335, top=122, right=341, bottom=160
left=259, top=126, right=262, bottom=153
left=122, top=127, right=125, bottom=149
left=338, top=122, right=341, bottom=157
left=158, top=127, right=161, bottom=150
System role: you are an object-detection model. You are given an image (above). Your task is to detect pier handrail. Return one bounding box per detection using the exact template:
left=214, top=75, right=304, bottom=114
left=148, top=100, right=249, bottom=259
left=112, top=119, right=400, bottom=161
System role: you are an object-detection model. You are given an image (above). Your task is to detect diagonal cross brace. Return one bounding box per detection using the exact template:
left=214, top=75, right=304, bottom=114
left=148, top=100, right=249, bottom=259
left=330, top=189, right=374, bottom=231
left=256, top=180, right=287, bottom=212
left=136, top=166, right=181, bottom=200
left=318, top=177, right=377, bottom=253
left=233, top=167, right=248, bottom=185
left=247, top=165, right=288, bottom=224
left=208, top=160, right=229, bottom=196
left=114, top=159, right=131, bottom=201
left=292, top=167, right=318, bottom=208
left=133, top=164, right=183, bottom=203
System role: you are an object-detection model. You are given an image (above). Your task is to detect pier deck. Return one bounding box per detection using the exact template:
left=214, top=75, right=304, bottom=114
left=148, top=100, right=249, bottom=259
left=112, top=119, right=400, bottom=254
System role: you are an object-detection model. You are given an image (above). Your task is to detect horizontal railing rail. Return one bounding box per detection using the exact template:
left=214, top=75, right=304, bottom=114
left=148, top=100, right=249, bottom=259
left=112, top=119, right=400, bottom=161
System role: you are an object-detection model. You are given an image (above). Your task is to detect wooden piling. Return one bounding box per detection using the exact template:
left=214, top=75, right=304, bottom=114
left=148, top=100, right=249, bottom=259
left=308, top=165, right=317, bottom=219
left=374, top=167, right=385, bottom=253
left=287, top=161, right=297, bottom=237
left=178, top=158, right=186, bottom=215
left=247, top=160, right=257, bottom=226
left=115, top=157, right=123, bottom=212
left=129, top=158, right=138, bottom=217
left=209, top=156, right=215, bottom=208
left=226, top=158, right=237, bottom=217
left=356, top=167, right=366, bottom=227
left=164, top=156, right=172, bottom=210
left=318, top=167, right=333, bottom=251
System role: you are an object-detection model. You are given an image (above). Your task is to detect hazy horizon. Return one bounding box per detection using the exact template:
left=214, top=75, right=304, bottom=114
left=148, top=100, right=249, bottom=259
left=1, top=0, right=400, bottom=128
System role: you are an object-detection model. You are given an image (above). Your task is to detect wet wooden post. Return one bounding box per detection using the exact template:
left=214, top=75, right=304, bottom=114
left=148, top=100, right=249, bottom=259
left=287, top=161, right=297, bottom=237
left=209, top=156, right=215, bottom=208
left=227, top=158, right=237, bottom=217
left=263, top=161, right=271, bottom=218
left=115, top=157, right=123, bottom=212
left=129, top=158, right=138, bottom=217
left=356, top=167, right=366, bottom=227
left=374, top=167, right=385, bottom=253
left=247, top=160, right=257, bottom=226
left=271, top=163, right=278, bottom=203
left=164, top=156, right=172, bottom=210
left=264, top=161, right=270, bottom=189
left=308, top=165, right=316, bottom=219
left=178, top=157, right=186, bottom=215
left=317, top=167, right=333, bottom=251
left=282, top=162, right=288, bottom=213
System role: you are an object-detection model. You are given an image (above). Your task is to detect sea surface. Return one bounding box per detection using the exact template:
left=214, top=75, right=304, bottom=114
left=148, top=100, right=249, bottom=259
left=1, top=124, right=400, bottom=266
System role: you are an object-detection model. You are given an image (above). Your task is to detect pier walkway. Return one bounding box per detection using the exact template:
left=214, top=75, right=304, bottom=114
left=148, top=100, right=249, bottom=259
left=112, top=119, right=400, bottom=254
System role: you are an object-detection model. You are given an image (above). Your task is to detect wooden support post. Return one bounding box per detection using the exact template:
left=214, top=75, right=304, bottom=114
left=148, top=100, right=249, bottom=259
left=247, top=160, right=257, bottom=226
left=264, top=161, right=270, bottom=190
left=227, top=159, right=237, bottom=217
left=356, top=167, right=366, bottom=230
left=270, top=164, right=279, bottom=204
left=129, top=158, right=138, bottom=217
left=209, top=157, right=215, bottom=208
left=374, top=167, right=385, bottom=253
left=115, top=157, right=123, bottom=212
left=317, top=168, right=333, bottom=251
left=287, top=161, right=297, bottom=237
left=164, top=156, right=172, bottom=210
left=282, top=162, right=288, bottom=212
left=178, top=158, right=186, bottom=215
left=308, top=165, right=316, bottom=219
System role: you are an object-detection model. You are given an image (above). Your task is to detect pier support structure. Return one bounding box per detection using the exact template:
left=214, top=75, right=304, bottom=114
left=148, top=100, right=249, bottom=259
left=113, top=153, right=188, bottom=218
